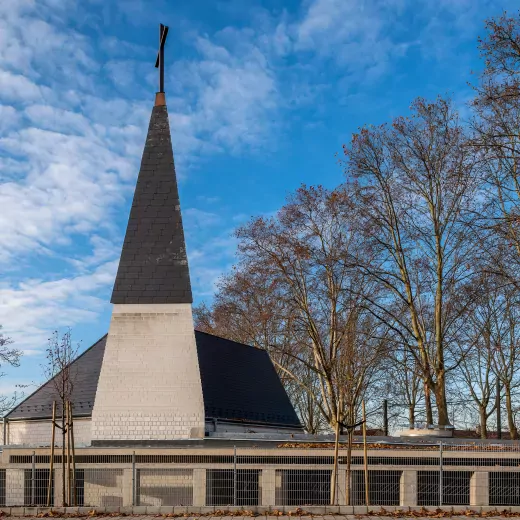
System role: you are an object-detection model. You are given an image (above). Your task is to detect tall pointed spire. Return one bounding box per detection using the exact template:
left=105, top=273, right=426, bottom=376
left=111, top=95, right=193, bottom=304
left=92, top=25, right=205, bottom=444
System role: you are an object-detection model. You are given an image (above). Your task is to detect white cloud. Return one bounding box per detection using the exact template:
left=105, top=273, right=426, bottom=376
left=163, top=35, right=279, bottom=156
left=0, top=260, right=117, bottom=351
left=0, top=124, right=132, bottom=262
left=0, top=70, right=47, bottom=103
left=0, top=105, right=20, bottom=133
left=69, top=235, right=121, bottom=272
left=188, top=231, right=239, bottom=299
left=294, top=0, right=407, bottom=80
left=24, top=105, right=93, bottom=136
left=184, top=208, right=222, bottom=230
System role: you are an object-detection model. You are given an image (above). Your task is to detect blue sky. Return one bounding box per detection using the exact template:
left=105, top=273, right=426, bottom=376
left=0, top=0, right=517, bottom=395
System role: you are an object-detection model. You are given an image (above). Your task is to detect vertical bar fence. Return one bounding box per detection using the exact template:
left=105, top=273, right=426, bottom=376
left=7, top=441, right=520, bottom=508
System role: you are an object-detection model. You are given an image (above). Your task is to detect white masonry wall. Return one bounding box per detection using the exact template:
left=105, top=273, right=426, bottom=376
left=5, top=418, right=92, bottom=447
left=91, top=303, right=205, bottom=442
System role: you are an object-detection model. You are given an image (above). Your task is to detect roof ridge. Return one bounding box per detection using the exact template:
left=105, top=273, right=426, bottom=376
left=194, top=329, right=267, bottom=353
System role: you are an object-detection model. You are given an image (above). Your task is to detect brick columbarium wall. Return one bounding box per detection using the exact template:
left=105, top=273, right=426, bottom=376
left=91, top=303, right=205, bottom=442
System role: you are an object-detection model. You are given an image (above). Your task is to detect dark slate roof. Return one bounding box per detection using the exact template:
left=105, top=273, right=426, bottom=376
left=7, top=332, right=302, bottom=429
left=111, top=102, right=192, bottom=304
left=6, top=335, right=107, bottom=420
left=195, top=331, right=302, bottom=427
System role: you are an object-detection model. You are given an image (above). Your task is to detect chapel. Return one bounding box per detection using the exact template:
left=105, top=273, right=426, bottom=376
left=4, top=44, right=302, bottom=446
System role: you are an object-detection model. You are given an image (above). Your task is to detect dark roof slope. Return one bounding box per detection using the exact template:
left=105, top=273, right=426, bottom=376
left=111, top=102, right=192, bottom=304
left=7, top=336, right=107, bottom=420
left=195, top=331, right=301, bottom=428
left=7, top=332, right=302, bottom=429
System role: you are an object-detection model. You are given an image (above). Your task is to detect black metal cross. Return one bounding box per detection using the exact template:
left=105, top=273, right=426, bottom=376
left=155, top=23, right=169, bottom=93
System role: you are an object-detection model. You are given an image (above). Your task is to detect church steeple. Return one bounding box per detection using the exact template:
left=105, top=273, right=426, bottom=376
left=91, top=24, right=205, bottom=444
left=111, top=93, right=193, bottom=305
left=111, top=24, right=191, bottom=305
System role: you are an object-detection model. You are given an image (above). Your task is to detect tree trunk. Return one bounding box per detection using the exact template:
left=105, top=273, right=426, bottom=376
left=61, top=408, right=66, bottom=506
left=330, top=418, right=340, bottom=505
left=505, top=385, right=519, bottom=440
left=479, top=406, right=488, bottom=439
left=424, top=383, right=434, bottom=426
left=409, top=405, right=416, bottom=429
left=434, top=373, right=450, bottom=427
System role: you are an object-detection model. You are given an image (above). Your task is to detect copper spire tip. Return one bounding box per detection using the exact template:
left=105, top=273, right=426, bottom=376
left=155, top=92, right=166, bottom=106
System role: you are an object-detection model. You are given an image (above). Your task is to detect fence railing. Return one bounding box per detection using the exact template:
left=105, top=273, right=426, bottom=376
left=7, top=442, right=520, bottom=508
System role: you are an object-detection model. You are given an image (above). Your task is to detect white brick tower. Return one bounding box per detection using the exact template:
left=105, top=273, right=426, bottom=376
left=91, top=67, right=205, bottom=441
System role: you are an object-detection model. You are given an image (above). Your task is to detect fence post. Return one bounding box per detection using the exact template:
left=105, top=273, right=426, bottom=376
left=233, top=445, right=237, bottom=506
left=496, top=379, right=502, bottom=439
left=439, top=441, right=443, bottom=507
left=31, top=451, right=36, bottom=506
left=383, top=400, right=388, bottom=436
left=132, top=451, right=136, bottom=506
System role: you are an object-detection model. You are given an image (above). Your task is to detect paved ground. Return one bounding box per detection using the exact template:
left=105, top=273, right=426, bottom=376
left=14, top=511, right=520, bottom=520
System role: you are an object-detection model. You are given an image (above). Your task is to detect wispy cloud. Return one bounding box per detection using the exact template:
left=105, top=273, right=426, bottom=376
left=0, top=260, right=117, bottom=351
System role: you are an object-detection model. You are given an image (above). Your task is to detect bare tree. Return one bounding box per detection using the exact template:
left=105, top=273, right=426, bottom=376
left=387, top=351, right=424, bottom=429
left=43, top=329, right=79, bottom=506
left=344, top=97, right=483, bottom=427
left=234, top=185, right=388, bottom=431
left=487, top=281, right=520, bottom=438
left=472, top=12, right=520, bottom=287
left=0, top=326, right=23, bottom=417
left=197, top=186, right=388, bottom=433
left=195, top=255, right=329, bottom=433
left=454, top=278, right=499, bottom=438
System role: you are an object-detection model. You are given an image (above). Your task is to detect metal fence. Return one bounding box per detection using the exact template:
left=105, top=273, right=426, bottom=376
left=12, top=442, right=520, bottom=508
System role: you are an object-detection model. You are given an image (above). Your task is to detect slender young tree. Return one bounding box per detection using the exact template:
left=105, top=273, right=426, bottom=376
left=43, top=329, right=79, bottom=506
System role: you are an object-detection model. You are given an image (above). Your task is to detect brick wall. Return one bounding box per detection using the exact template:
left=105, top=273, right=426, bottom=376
left=91, top=303, right=205, bottom=441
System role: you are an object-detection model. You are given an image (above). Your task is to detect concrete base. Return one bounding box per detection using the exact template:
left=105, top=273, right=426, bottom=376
left=399, top=428, right=453, bottom=438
